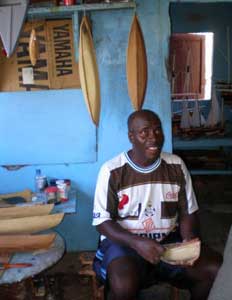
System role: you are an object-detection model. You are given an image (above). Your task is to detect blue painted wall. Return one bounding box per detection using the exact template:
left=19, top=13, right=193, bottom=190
left=0, top=0, right=172, bottom=251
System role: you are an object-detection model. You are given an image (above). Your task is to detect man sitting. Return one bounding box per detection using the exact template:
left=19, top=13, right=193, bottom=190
left=92, top=109, right=222, bottom=300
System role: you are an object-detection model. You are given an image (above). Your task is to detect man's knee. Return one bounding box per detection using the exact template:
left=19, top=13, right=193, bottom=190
left=109, top=280, right=137, bottom=300
left=107, top=256, right=140, bottom=300
left=188, top=248, right=223, bottom=283
left=207, top=252, right=223, bottom=281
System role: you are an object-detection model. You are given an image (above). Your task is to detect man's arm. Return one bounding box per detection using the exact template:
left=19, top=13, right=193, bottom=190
left=97, top=220, right=164, bottom=265
left=179, top=212, right=200, bottom=241
left=177, top=212, right=201, bottom=266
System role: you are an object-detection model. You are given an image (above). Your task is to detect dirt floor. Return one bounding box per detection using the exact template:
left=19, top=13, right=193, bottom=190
left=1, top=176, right=231, bottom=300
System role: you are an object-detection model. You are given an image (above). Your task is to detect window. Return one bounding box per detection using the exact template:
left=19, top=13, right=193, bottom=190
left=169, top=32, right=213, bottom=101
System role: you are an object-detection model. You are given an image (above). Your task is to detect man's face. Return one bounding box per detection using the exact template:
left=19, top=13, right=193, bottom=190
left=128, top=114, right=164, bottom=166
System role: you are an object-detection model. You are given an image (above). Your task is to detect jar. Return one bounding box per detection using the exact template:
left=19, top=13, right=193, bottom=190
left=64, top=179, right=71, bottom=192
left=45, top=186, right=58, bottom=204
left=57, top=182, right=68, bottom=202
left=64, top=0, right=75, bottom=5
left=55, top=179, right=65, bottom=186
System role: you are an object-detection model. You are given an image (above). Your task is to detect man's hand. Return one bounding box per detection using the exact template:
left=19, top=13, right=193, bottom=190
left=97, top=221, right=164, bottom=264
left=131, top=236, right=165, bottom=264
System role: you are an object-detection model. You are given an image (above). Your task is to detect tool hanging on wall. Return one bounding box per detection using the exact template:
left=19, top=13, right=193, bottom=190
left=126, top=13, right=147, bottom=111
left=29, top=26, right=39, bottom=66
left=79, top=15, right=101, bottom=126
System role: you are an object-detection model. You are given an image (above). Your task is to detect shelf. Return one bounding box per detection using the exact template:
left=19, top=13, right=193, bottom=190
left=27, top=1, right=136, bottom=19
left=173, top=137, right=232, bottom=175
left=27, top=1, right=135, bottom=62
left=173, top=137, right=232, bottom=150
left=190, top=170, right=232, bottom=175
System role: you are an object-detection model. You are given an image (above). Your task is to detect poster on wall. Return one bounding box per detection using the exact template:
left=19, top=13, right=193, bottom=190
left=0, top=19, right=80, bottom=91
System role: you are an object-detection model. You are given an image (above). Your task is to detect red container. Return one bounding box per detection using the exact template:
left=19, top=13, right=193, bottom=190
left=64, top=0, right=75, bottom=5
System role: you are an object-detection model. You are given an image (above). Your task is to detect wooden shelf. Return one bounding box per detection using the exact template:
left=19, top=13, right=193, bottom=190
left=27, top=1, right=136, bottom=19
left=190, top=170, right=232, bottom=175
left=27, top=1, right=136, bottom=62
left=173, top=137, right=232, bottom=175
left=173, top=137, right=232, bottom=150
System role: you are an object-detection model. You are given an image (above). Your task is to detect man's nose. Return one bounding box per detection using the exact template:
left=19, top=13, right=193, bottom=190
left=148, top=129, right=156, bottom=139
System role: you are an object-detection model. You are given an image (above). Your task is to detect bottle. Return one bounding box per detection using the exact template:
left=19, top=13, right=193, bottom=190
left=35, top=169, right=41, bottom=193
left=35, top=169, right=48, bottom=203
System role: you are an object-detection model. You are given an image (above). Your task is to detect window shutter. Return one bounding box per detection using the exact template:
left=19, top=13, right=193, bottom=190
left=170, top=33, right=205, bottom=100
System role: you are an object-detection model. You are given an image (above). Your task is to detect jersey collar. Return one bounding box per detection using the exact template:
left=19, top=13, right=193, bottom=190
left=124, top=152, right=161, bottom=174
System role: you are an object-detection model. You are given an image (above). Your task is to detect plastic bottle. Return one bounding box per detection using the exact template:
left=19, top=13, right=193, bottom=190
left=35, top=169, right=41, bottom=193
left=35, top=169, right=47, bottom=203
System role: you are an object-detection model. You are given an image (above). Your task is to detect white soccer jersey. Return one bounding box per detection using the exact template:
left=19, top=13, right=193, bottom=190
left=92, top=152, right=198, bottom=241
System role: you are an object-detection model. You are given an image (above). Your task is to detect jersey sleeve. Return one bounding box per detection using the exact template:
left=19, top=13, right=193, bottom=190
left=180, top=158, right=199, bottom=214
left=92, top=164, right=112, bottom=226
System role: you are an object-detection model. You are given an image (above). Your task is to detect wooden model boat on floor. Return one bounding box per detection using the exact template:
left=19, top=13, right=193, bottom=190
left=127, top=14, right=147, bottom=111
left=0, top=213, right=64, bottom=234
left=0, top=233, right=56, bottom=253
left=79, top=16, right=100, bottom=126
left=0, top=203, right=54, bottom=219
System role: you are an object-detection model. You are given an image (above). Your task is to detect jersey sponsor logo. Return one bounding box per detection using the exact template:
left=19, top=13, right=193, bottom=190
left=138, top=232, right=167, bottom=241
left=144, top=206, right=156, bottom=217
left=118, top=194, right=129, bottom=209
left=166, top=191, right=178, bottom=200
left=142, top=217, right=155, bottom=232
left=93, top=212, right=100, bottom=218
left=118, top=203, right=142, bottom=220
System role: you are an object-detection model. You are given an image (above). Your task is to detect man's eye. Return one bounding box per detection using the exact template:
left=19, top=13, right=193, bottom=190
left=140, top=129, right=149, bottom=135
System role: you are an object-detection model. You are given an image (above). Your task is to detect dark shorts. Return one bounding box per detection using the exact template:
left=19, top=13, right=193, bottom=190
left=93, top=231, right=186, bottom=287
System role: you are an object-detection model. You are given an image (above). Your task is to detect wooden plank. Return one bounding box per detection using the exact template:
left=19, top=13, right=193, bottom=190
left=27, top=2, right=136, bottom=19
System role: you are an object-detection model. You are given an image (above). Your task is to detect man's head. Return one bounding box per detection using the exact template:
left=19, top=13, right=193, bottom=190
left=127, top=109, right=164, bottom=166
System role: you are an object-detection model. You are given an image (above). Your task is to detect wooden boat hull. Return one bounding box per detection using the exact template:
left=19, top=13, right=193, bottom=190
left=0, top=203, right=54, bottom=219
left=0, top=213, right=64, bottom=234
left=0, top=189, right=32, bottom=203
left=0, top=233, right=56, bottom=253
left=161, top=238, right=201, bottom=265
left=127, top=14, right=147, bottom=110
left=79, top=16, right=100, bottom=126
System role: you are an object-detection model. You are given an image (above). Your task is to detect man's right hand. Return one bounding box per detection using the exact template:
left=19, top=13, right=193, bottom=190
left=131, top=235, right=165, bottom=264
left=97, top=220, right=165, bottom=264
